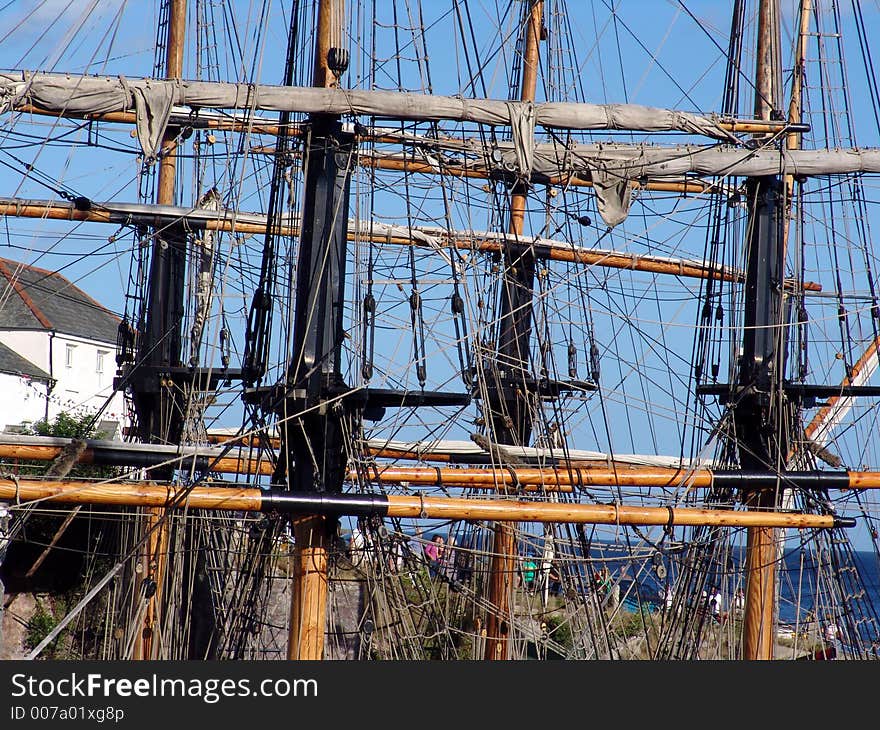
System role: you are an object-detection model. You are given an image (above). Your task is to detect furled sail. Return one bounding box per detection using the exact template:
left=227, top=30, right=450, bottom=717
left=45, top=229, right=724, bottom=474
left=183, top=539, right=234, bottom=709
left=0, top=70, right=740, bottom=157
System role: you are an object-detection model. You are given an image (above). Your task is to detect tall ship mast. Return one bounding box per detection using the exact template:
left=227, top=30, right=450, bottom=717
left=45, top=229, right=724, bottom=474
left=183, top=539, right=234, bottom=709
left=0, top=0, right=879, bottom=661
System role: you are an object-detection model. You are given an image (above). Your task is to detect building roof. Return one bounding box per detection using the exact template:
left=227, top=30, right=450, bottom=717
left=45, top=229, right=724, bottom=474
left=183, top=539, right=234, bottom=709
left=0, top=258, right=119, bottom=343
left=0, top=340, right=51, bottom=381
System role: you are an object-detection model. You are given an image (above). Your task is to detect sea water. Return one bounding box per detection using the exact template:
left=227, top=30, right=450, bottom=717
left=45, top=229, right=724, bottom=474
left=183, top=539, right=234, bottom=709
left=566, top=541, right=880, bottom=625
left=622, top=546, right=880, bottom=650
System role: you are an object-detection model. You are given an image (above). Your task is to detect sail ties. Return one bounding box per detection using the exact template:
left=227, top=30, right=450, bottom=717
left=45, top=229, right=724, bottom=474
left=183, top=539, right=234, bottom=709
left=588, top=163, right=632, bottom=229
left=119, top=76, right=175, bottom=162
left=506, top=101, right=536, bottom=179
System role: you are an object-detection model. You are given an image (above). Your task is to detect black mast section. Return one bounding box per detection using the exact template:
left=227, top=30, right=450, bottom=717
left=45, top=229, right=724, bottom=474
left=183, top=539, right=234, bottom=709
left=129, top=228, right=186, bottom=451
left=276, top=114, right=354, bottom=493
left=735, top=176, right=789, bottom=469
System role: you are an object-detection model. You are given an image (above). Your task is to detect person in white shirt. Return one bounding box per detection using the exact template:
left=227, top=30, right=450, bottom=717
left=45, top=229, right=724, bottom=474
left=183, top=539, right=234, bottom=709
left=707, top=586, right=723, bottom=622
left=824, top=620, right=839, bottom=647
left=662, top=584, right=674, bottom=611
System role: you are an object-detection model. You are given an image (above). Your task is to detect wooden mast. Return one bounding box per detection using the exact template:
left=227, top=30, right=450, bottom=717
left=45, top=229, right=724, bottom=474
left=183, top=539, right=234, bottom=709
left=131, top=0, right=187, bottom=661
left=740, top=0, right=784, bottom=661
left=284, top=0, right=350, bottom=661
left=784, top=0, right=811, bottom=201
left=484, top=0, right=543, bottom=662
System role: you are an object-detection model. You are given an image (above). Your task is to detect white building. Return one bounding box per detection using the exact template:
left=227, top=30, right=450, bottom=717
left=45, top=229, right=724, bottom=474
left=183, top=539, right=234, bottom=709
left=0, top=258, right=127, bottom=437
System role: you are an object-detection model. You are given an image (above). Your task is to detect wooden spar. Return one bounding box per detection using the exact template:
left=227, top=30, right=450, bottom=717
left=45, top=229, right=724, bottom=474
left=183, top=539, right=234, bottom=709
left=365, top=466, right=880, bottom=490
left=312, top=0, right=344, bottom=90
left=24, top=506, right=82, bottom=578
left=0, top=439, right=693, bottom=491
left=332, top=152, right=714, bottom=194
left=0, top=437, right=706, bottom=485
left=0, top=479, right=261, bottom=510
left=742, top=0, right=783, bottom=663
left=288, top=515, right=328, bottom=662
left=12, top=101, right=798, bottom=138
left=11, top=101, right=811, bottom=196
left=743, top=519, right=777, bottom=658
left=0, top=198, right=822, bottom=292
left=157, top=0, right=186, bottom=203
left=0, top=477, right=852, bottom=529
left=753, top=0, right=779, bottom=126
left=369, top=465, right=705, bottom=487
left=14, top=104, right=291, bottom=136
left=0, top=442, right=276, bottom=477
left=804, top=333, right=880, bottom=442
left=383, top=496, right=844, bottom=528
left=138, top=506, right=168, bottom=660
left=12, top=440, right=880, bottom=490
left=133, top=0, right=186, bottom=662
left=484, top=0, right=544, bottom=663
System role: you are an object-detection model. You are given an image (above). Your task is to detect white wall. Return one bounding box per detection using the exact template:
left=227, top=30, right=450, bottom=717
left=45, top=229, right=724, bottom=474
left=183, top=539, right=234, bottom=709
left=0, top=330, right=128, bottom=438
left=0, top=374, right=50, bottom=433
left=0, top=331, right=48, bottom=371
left=48, top=333, right=127, bottom=436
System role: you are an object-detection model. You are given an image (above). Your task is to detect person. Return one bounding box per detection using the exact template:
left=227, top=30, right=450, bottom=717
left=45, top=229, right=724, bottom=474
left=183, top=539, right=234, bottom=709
left=596, top=567, right=611, bottom=593
left=349, top=523, right=366, bottom=568
left=708, top=585, right=722, bottom=622
left=387, top=534, right=405, bottom=573
left=598, top=567, right=614, bottom=606
left=454, top=536, right=474, bottom=584
left=444, top=535, right=457, bottom=580
left=424, top=534, right=445, bottom=578
left=733, top=588, right=745, bottom=613
left=662, top=584, right=674, bottom=611
left=824, top=619, right=840, bottom=651
left=607, top=578, right=620, bottom=610
left=405, top=528, right=422, bottom=559
left=547, top=562, right=562, bottom=597
left=520, top=555, right=537, bottom=592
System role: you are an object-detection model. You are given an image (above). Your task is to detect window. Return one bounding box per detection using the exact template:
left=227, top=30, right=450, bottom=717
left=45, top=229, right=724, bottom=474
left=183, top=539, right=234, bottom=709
left=97, top=349, right=108, bottom=386
left=65, top=343, right=76, bottom=368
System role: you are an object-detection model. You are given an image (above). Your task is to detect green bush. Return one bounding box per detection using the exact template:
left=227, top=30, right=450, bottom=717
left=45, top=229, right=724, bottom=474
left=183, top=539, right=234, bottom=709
left=18, top=410, right=118, bottom=479
left=32, top=411, right=100, bottom=439
left=26, top=599, right=62, bottom=657
left=545, top=613, right=573, bottom=649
